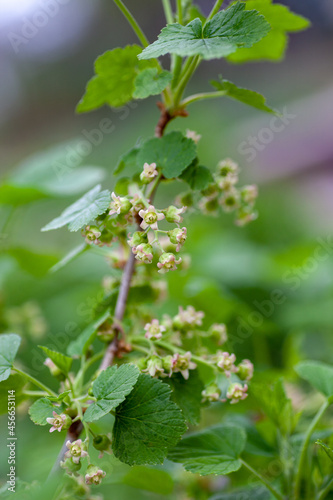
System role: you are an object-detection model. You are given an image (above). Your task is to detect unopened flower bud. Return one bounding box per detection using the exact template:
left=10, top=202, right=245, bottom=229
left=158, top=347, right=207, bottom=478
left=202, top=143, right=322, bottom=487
left=109, top=192, right=132, bottom=216
left=93, top=434, right=112, bottom=458
left=140, top=162, right=158, bottom=184
left=202, top=383, right=221, bottom=403
left=85, top=465, right=106, bottom=486
left=167, top=227, right=187, bottom=252
left=163, top=205, right=186, bottom=224
left=60, top=457, right=82, bottom=476
left=44, top=358, right=65, bottom=380
left=162, top=355, right=173, bottom=376
left=208, top=323, right=228, bottom=345
left=127, top=231, right=148, bottom=248
left=144, top=356, right=165, bottom=378
left=237, top=359, right=254, bottom=381
left=83, top=225, right=102, bottom=245
left=227, top=383, right=248, bottom=404
left=157, top=253, right=182, bottom=273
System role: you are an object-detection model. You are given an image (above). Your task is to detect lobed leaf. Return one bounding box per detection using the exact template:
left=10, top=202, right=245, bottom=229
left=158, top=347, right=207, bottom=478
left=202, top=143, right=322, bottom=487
left=180, top=162, right=213, bottom=191
left=28, top=397, right=64, bottom=426
left=137, top=131, right=197, bottom=179
left=113, top=373, right=187, bottom=465
left=139, top=2, right=270, bottom=61
left=0, top=334, right=21, bottom=382
left=38, top=346, right=72, bottom=375
left=165, top=370, right=204, bottom=425
left=316, top=440, right=333, bottom=462
left=228, top=0, right=310, bottom=62
left=67, top=310, right=111, bottom=357
left=295, top=361, right=333, bottom=399
left=84, top=364, right=140, bottom=422
left=251, top=379, right=296, bottom=436
left=211, top=78, right=277, bottom=114
left=41, top=185, right=111, bottom=232
left=168, top=424, right=246, bottom=475
left=76, top=45, right=157, bottom=113
left=133, top=68, right=172, bottom=99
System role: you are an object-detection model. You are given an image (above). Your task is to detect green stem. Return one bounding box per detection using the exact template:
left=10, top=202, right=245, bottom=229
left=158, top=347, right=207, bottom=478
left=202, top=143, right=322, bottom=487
left=294, top=401, right=330, bottom=499
left=173, top=55, right=201, bottom=107
left=171, top=56, right=183, bottom=89
left=23, top=390, right=49, bottom=397
left=13, top=367, right=57, bottom=397
left=240, top=459, right=285, bottom=500
left=181, top=90, right=227, bottom=107
left=162, top=0, right=174, bottom=24
left=177, top=0, right=183, bottom=24
left=318, top=477, right=333, bottom=500
left=130, top=343, right=150, bottom=355
left=206, top=0, right=225, bottom=23
left=113, top=0, right=149, bottom=47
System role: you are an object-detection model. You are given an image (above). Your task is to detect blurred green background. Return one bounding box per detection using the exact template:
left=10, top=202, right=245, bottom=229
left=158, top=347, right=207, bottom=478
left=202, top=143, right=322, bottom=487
left=1, top=0, right=333, bottom=498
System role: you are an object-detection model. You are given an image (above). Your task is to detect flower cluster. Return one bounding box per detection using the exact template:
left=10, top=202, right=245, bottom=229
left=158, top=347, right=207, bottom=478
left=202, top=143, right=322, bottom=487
left=177, top=158, right=258, bottom=226
left=142, top=351, right=197, bottom=380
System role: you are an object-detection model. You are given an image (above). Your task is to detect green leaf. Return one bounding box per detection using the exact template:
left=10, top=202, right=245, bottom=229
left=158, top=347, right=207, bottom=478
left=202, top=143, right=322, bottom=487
left=113, top=373, right=187, bottom=465
left=28, top=397, right=64, bottom=426
left=84, top=364, right=140, bottom=422
left=67, top=310, right=111, bottom=357
left=114, top=146, right=140, bottom=176
left=123, top=466, right=174, bottom=495
left=0, top=374, right=26, bottom=415
left=180, top=162, right=213, bottom=191
left=168, top=424, right=246, bottom=475
left=76, top=45, right=157, bottom=113
left=165, top=370, right=204, bottom=425
left=0, top=334, right=21, bottom=382
left=228, top=0, right=310, bottom=62
left=41, top=185, right=111, bottom=232
left=38, top=346, right=72, bottom=375
left=295, top=361, right=333, bottom=399
left=211, top=78, right=277, bottom=114
left=137, top=132, right=197, bottom=179
left=50, top=243, right=89, bottom=274
left=0, top=185, right=46, bottom=206
left=133, top=68, right=172, bottom=99
left=139, top=2, right=270, bottom=61
left=316, top=440, right=333, bottom=462
left=0, top=140, right=106, bottom=203
left=251, top=379, right=295, bottom=435
left=5, top=248, right=58, bottom=277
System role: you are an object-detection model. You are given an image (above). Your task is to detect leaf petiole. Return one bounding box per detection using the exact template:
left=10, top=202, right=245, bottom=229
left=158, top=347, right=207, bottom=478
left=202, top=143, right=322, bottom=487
left=13, top=367, right=57, bottom=397
left=113, top=0, right=149, bottom=47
